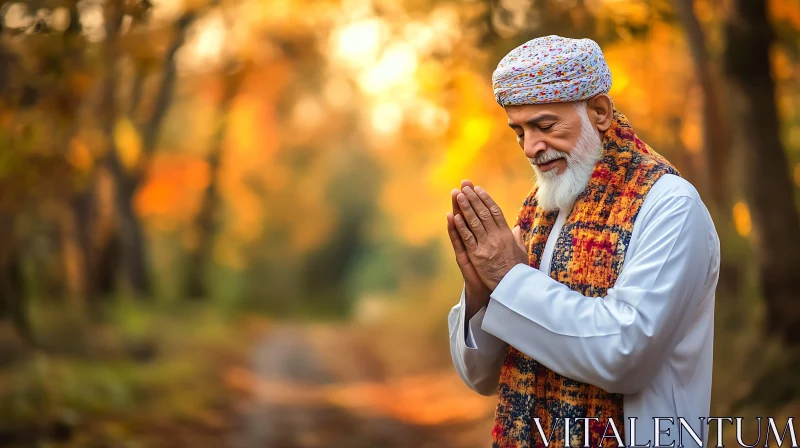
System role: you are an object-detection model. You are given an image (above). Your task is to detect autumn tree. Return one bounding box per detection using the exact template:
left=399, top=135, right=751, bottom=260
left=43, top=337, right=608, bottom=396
left=724, top=0, right=800, bottom=347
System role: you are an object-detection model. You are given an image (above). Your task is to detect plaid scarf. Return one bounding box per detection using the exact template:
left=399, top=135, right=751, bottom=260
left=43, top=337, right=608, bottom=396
left=491, top=110, right=680, bottom=448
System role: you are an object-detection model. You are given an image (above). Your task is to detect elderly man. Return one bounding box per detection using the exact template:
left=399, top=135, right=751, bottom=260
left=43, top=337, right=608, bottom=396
left=446, top=36, right=719, bottom=447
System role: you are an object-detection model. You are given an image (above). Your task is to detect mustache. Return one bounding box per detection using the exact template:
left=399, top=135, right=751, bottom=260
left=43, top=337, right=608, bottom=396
left=529, top=149, right=569, bottom=167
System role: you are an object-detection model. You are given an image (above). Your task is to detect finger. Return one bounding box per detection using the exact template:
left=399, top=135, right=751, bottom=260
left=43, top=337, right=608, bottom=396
left=446, top=212, right=468, bottom=256
left=456, top=192, right=487, bottom=239
left=451, top=189, right=462, bottom=218
left=462, top=186, right=497, bottom=230
left=453, top=213, right=478, bottom=253
left=454, top=181, right=475, bottom=216
left=473, top=185, right=508, bottom=228
left=512, top=225, right=525, bottom=252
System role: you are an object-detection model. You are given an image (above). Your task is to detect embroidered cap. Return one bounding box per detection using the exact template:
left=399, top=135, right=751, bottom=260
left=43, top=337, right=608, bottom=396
left=492, top=35, right=612, bottom=106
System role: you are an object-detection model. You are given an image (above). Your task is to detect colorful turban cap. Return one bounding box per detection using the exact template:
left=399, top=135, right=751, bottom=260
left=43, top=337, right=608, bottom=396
left=491, top=35, right=612, bottom=106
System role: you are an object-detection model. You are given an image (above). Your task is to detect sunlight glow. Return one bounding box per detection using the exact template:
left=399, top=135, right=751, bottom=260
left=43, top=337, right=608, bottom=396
left=370, top=102, right=404, bottom=135
left=77, top=2, right=105, bottom=42
left=426, top=5, right=461, bottom=52
left=331, top=18, right=385, bottom=68
left=415, top=101, right=450, bottom=135
left=359, top=42, right=418, bottom=95
left=194, top=13, right=226, bottom=62
left=2, top=3, right=32, bottom=29
left=149, top=0, right=185, bottom=23
left=50, top=7, right=70, bottom=31
left=403, top=21, right=435, bottom=52
left=177, top=11, right=228, bottom=73
left=432, top=115, right=493, bottom=183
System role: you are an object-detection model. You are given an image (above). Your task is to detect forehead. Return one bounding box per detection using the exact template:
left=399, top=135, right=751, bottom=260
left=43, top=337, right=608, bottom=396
left=504, top=102, right=578, bottom=124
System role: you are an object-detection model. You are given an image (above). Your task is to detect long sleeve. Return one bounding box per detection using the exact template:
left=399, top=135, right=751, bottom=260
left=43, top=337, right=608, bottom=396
left=480, top=194, right=715, bottom=395
left=448, top=285, right=509, bottom=395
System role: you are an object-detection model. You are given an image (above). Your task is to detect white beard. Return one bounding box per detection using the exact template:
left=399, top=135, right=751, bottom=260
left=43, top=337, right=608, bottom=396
left=531, top=103, right=603, bottom=212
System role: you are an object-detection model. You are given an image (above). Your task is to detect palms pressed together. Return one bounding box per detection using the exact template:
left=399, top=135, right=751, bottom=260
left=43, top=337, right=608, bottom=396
left=445, top=180, right=527, bottom=322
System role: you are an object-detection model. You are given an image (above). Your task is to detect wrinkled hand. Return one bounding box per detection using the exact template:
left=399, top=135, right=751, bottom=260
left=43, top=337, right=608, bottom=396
left=447, top=180, right=491, bottom=316
left=451, top=182, right=528, bottom=291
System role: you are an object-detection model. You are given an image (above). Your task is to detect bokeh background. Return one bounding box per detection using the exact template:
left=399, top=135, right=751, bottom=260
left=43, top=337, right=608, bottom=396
left=0, top=0, right=799, bottom=446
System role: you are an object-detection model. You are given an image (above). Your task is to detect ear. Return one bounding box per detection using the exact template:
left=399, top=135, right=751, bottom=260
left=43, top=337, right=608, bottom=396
left=586, top=94, right=614, bottom=132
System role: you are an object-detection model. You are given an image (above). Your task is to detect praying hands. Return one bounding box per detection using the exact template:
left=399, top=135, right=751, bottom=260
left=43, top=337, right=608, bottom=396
left=445, top=180, right=528, bottom=296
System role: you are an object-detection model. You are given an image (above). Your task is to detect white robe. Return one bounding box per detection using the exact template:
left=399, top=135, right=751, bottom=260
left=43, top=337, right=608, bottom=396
left=448, top=174, right=720, bottom=447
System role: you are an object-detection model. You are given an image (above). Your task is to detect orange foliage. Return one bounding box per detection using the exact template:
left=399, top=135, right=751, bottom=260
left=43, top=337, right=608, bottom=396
left=134, top=154, right=210, bottom=231
left=67, top=137, right=94, bottom=173
left=770, top=0, right=800, bottom=28
left=603, top=22, right=693, bottom=146
left=733, top=201, right=752, bottom=238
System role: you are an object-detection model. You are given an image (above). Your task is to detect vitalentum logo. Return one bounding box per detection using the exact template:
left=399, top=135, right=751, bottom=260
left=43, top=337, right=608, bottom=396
left=527, top=417, right=798, bottom=447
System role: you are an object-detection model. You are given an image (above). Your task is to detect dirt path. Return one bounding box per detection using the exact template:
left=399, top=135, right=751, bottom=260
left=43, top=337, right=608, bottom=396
left=229, top=322, right=495, bottom=448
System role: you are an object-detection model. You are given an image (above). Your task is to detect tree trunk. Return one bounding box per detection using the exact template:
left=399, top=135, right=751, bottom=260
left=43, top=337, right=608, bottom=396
left=111, top=8, right=201, bottom=297
left=71, top=188, right=99, bottom=300
left=108, top=160, right=151, bottom=295
left=98, top=1, right=205, bottom=298
left=673, top=0, right=732, bottom=213
left=185, top=67, right=241, bottom=299
left=100, top=0, right=152, bottom=296
left=0, top=215, right=36, bottom=346
left=140, top=11, right=196, bottom=154
left=724, top=0, right=800, bottom=345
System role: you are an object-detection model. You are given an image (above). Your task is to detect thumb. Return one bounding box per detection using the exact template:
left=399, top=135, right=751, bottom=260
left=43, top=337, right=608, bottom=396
left=512, top=225, right=525, bottom=252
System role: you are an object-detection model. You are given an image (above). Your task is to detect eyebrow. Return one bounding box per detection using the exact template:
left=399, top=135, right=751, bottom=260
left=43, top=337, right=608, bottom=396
left=508, top=113, right=560, bottom=129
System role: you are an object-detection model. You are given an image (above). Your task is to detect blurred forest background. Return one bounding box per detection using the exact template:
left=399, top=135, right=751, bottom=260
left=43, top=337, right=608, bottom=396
left=0, top=0, right=799, bottom=446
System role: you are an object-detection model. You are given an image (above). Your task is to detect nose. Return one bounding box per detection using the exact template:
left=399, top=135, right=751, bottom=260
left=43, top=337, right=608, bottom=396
left=524, top=139, right=547, bottom=160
